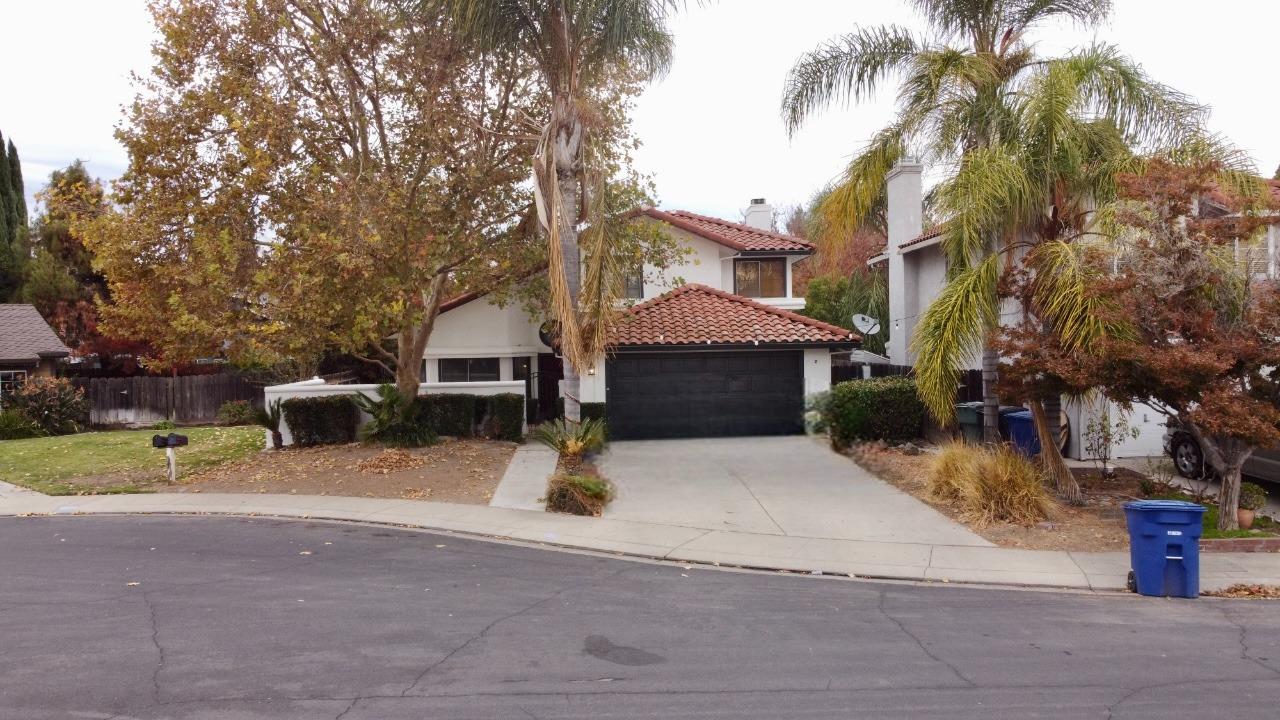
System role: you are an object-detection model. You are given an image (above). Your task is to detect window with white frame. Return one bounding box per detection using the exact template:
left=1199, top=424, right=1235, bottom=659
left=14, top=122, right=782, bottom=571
left=438, top=357, right=500, bottom=382
left=0, top=370, right=28, bottom=406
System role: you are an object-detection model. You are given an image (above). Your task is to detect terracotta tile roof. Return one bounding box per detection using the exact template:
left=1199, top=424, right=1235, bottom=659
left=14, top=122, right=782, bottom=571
left=641, top=208, right=813, bottom=253
left=0, top=304, right=71, bottom=363
left=610, top=284, right=858, bottom=348
left=870, top=224, right=946, bottom=257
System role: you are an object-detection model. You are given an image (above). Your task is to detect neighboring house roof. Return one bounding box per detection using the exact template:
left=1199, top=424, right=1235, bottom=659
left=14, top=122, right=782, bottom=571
left=869, top=224, right=946, bottom=258
left=611, top=284, right=858, bottom=348
left=0, top=304, right=71, bottom=364
left=640, top=208, right=813, bottom=253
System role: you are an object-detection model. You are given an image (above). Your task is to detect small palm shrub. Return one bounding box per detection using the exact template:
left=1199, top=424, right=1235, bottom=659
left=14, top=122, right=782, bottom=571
left=825, top=378, right=924, bottom=449
left=354, top=384, right=436, bottom=448
left=1240, top=482, right=1268, bottom=511
left=216, top=399, right=256, bottom=425
left=532, top=418, right=606, bottom=458
left=0, top=409, right=46, bottom=440
left=545, top=473, right=613, bottom=516
left=927, top=442, right=1056, bottom=526
left=7, top=377, right=89, bottom=435
left=255, top=398, right=284, bottom=449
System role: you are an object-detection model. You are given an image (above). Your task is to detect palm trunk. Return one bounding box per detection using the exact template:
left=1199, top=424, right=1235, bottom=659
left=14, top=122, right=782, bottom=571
left=981, top=345, right=1001, bottom=443
left=557, top=170, right=583, bottom=424
left=1043, top=395, right=1063, bottom=455
left=1031, top=399, right=1082, bottom=505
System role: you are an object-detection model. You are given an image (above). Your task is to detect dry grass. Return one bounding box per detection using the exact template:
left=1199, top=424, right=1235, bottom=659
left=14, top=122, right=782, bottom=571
left=545, top=473, right=613, bottom=517
left=927, top=443, right=1057, bottom=527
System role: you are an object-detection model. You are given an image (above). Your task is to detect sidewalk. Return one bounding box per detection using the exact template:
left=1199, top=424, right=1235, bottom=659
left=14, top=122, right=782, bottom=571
left=3, top=486, right=1279, bottom=593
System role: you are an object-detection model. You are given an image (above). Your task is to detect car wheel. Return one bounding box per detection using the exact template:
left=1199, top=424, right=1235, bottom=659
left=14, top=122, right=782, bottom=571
left=1172, top=437, right=1203, bottom=479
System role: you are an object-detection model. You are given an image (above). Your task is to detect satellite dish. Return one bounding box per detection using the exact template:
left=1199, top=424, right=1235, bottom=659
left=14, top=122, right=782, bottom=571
left=852, top=314, right=881, bottom=335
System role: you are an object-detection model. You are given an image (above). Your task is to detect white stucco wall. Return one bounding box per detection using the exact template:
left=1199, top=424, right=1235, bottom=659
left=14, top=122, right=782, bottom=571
left=1066, top=394, right=1168, bottom=461
left=424, top=296, right=546, bottom=366
left=642, top=223, right=730, bottom=298
left=803, top=348, right=832, bottom=397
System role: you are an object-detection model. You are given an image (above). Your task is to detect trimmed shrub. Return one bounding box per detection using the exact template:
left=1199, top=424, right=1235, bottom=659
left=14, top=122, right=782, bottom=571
left=0, top=409, right=46, bottom=440
left=480, top=394, right=525, bottom=442
left=354, top=384, right=436, bottom=448
left=580, top=402, right=606, bottom=423
left=150, top=420, right=177, bottom=430
left=216, top=399, right=256, bottom=426
left=7, top=377, right=89, bottom=435
left=1240, top=482, right=1268, bottom=511
left=422, top=394, right=478, bottom=437
left=927, top=443, right=1056, bottom=526
left=545, top=473, right=613, bottom=516
left=825, top=377, right=924, bottom=448
left=281, top=395, right=358, bottom=447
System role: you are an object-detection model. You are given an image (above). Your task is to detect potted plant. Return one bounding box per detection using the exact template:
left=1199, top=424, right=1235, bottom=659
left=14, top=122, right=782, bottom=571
left=1238, top=482, right=1267, bottom=530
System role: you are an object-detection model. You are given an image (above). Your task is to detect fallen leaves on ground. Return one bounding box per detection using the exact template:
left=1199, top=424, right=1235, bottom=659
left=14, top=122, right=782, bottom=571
left=355, top=450, right=425, bottom=474
left=1203, top=584, right=1280, bottom=599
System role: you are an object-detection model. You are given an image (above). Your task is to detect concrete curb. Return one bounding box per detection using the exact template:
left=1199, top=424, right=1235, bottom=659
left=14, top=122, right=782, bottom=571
left=4, top=491, right=1279, bottom=593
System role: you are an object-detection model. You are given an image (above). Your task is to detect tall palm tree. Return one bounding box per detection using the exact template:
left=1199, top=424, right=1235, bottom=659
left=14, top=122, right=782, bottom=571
left=782, top=0, right=1203, bottom=498
left=442, top=0, right=682, bottom=422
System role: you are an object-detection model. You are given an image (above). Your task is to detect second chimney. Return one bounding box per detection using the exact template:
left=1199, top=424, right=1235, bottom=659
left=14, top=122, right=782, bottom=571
left=742, top=198, right=774, bottom=231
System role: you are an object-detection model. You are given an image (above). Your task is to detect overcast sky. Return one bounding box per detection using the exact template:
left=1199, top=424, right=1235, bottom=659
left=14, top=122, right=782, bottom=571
left=2, top=1, right=1277, bottom=222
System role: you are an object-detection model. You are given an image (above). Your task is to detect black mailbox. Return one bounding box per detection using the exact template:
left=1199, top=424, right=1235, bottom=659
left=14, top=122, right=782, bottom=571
left=152, top=433, right=189, bottom=448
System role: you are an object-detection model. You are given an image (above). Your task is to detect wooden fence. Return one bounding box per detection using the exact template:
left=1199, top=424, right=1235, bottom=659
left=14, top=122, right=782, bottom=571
left=831, top=362, right=984, bottom=403
left=71, top=375, right=263, bottom=427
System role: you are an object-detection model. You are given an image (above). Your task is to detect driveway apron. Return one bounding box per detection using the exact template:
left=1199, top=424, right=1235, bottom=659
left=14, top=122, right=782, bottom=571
left=599, top=436, right=991, bottom=547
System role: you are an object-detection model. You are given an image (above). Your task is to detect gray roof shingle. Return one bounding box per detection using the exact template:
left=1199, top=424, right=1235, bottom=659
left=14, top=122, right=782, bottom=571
left=0, top=304, right=71, bottom=363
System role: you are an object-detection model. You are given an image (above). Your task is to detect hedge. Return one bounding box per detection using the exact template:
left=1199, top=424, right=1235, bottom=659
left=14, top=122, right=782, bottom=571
left=422, top=394, right=479, bottom=437
left=480, top=394, right=525, bottom=442
left=825, top=377, right=924, bottom=448
left=282, top=395, right=358, bottom=446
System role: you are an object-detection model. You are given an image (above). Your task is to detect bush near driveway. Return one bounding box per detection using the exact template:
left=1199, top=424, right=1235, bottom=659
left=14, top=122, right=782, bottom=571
left=0, top=426, right=263, bottom=495
left=927, top=442, right=1055, bottom=526
left=480, top=394, right=525, bottom=442
left=281, top=395, right=359, bottom=446
left=825, top=377, right=924, bottom=448
left=216, top=399, right=256, bottom=426
left=545, top=473, right=612, bottom=516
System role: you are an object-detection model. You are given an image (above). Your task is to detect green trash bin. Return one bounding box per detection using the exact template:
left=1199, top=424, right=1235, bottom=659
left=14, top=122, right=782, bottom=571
left=955, top=401, right=984, bottom=444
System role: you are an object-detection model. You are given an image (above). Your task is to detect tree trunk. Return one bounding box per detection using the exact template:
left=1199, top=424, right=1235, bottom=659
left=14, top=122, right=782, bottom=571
left=981, top=344, right=1001, bottom=443
left=558, top=171, right=583, bottom=423
left=1217, top=461, right=1242, bottom=532
left=1030, top=399, right=1082, bottom=505
left=1043, top=394, right=1063, bottom=455
left=395, top=273, right=449, bottom=399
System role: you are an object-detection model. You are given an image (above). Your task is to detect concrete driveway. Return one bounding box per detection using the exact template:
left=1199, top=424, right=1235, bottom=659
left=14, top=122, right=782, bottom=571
left=599, top=436, right=991, bottom=547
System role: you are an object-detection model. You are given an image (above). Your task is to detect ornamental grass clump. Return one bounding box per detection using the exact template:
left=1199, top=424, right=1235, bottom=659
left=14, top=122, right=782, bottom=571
left=545, top=473, right=613, bottom=516
left=927, top=443, right=1056, bottom=527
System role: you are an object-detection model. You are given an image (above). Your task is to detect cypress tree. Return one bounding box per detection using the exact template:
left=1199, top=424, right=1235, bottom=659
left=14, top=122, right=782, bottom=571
left=7, top=139, right=25, bottom=229
left=0, top=133, right=12, bottom=250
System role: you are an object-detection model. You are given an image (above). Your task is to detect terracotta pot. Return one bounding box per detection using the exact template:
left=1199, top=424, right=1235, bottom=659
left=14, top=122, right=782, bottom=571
left=1238, top=508, right=1256, bottom=530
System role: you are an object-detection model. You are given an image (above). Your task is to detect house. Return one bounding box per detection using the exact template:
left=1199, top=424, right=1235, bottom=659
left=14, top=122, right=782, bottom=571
left=423, top=200, right=859, bottom=440
left=0, top=304, right=71, bottom=403
left=870, top=160, right=1280, bottom=460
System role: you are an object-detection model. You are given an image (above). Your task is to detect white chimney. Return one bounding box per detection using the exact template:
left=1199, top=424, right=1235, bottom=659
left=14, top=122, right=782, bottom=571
left=885, top=158, right=923, bottom=365
left=742, top=198, right=774, bottom=231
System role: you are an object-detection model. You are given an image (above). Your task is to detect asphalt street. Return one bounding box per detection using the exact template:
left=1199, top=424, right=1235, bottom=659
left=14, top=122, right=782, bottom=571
left=1, top=515, right=1277, bottom=719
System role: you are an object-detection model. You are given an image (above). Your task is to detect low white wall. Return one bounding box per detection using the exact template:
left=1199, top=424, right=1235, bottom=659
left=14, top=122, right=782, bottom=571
left=803, top=348, right=832, bottom=397
left=262, top=378, right=526, bottom=447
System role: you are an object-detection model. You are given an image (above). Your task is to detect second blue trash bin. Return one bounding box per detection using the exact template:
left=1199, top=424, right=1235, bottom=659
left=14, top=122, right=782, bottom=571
left=1003, top=410, right=1040, bottom=457
left=1123, top=500, right=1207, bottom=598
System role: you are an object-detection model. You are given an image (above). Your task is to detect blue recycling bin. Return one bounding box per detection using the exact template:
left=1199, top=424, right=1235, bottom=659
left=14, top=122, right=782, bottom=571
left=1003, top=410, right=1040, bottom=457
left=1123, top=500, right=1207, bottom=598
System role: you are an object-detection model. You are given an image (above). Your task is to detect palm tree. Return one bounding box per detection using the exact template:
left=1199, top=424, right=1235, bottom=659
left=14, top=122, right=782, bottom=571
left=782, top=0, right=1203, bottom=500
left=442, top=0, right=682, bottom=422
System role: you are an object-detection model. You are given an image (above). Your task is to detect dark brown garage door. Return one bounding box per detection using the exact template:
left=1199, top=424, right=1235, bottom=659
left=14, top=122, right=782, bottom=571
left=605, top=351, right=804, bottom=440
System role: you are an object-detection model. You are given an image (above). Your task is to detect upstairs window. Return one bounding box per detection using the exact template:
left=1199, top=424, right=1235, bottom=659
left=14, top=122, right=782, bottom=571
left=623, top=267, right=644, bottom=300
left=734, top=258, right=786, bottom=298
left=438, top=357, right=500, bottom=382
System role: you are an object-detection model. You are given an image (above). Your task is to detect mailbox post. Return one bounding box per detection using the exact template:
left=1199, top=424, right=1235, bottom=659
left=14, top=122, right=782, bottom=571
left=151, top=432, right=189, bottom=483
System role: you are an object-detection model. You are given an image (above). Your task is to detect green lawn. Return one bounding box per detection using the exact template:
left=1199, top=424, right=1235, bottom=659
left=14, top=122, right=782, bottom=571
left=1147, top=493, right=1278, bottom=539
left=0, top=426, right=263, bottom=495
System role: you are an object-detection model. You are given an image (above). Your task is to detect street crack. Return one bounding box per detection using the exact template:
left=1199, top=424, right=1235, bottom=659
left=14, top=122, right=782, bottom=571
left=877, top=590, right=975, bottom=688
